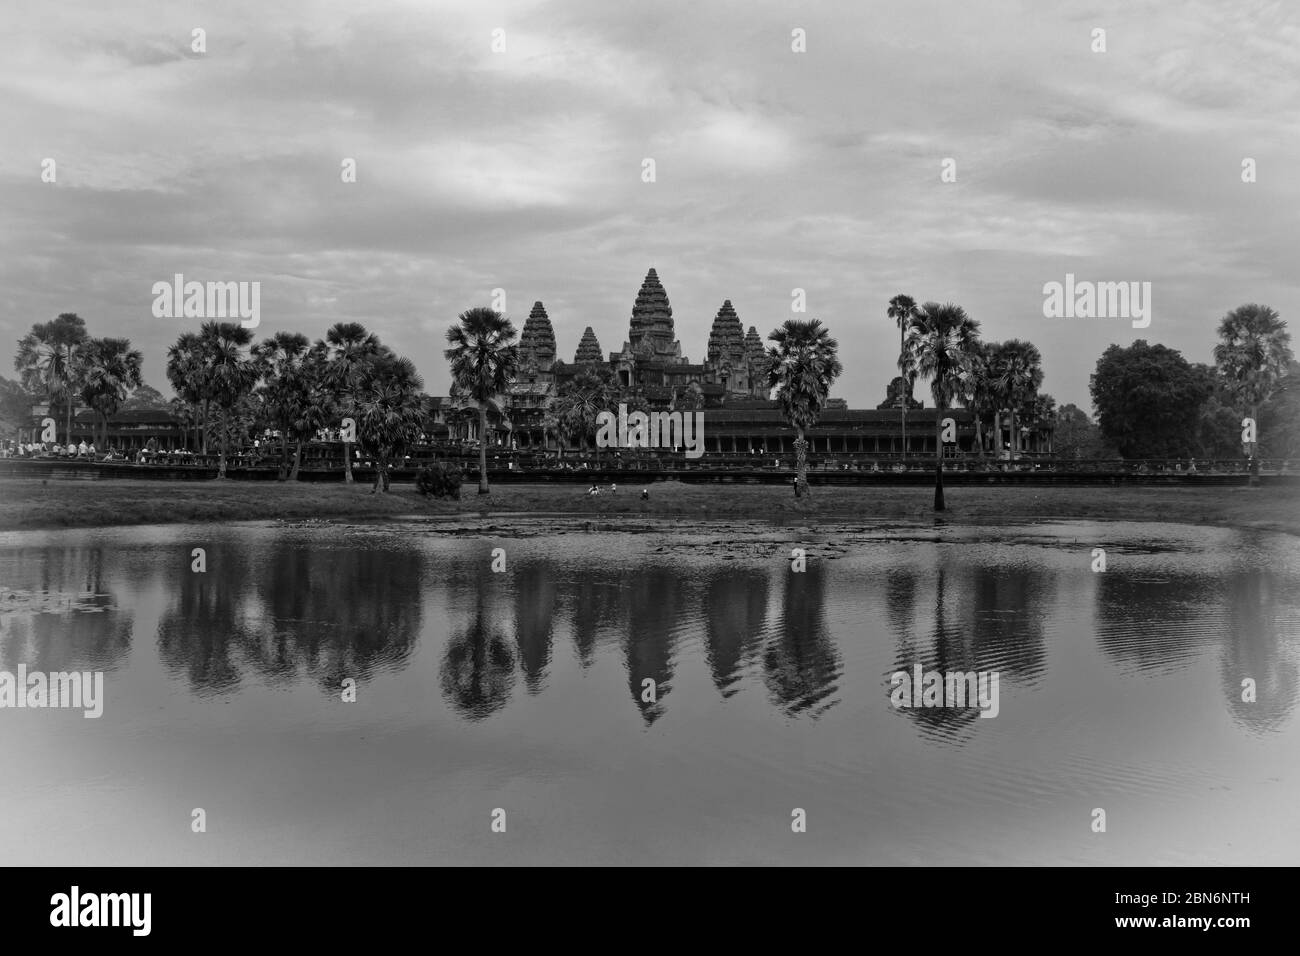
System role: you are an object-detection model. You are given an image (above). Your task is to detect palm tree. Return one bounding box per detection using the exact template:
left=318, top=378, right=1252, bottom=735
left=14, top=313, right=87, bottom=444
left=544, top=366, right=618, bottom=460
left=887, top=295, right=919, bottom=463
left=445, top=307, right=520, bottom=494
left=1213, top=304, right=1293, bottom=482
left=964, top=341, right=997, bottom=465
left=77, top=337, right=144, bottom=448
left=167, top=333, right=210, bottom=454
left=169, top=396, right=199, bottom=452
left=253, top=331, right=312, bottom=480
left=323, top=322, right=380, bottom=484
left=353, top=348, right=427, bottom=493
left=198, top=322, right=261, bottom=479
left=989, top=339, right=1044, bottom=461
left=289, top=344, right=333, bottom=481
left=907, top=303, right=981, bottom=511
left=766, top=318, right=843, bottom=498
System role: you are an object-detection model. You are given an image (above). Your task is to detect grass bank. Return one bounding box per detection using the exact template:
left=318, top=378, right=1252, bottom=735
left=2, top=477, right=1298, bottom=535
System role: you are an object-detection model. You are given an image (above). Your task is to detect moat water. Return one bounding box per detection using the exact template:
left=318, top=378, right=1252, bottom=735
left=1, top=518, right=1297, bottom=865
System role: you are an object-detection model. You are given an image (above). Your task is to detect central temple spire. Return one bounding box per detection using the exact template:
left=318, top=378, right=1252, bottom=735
left=627, top=267, right=681, bottom=361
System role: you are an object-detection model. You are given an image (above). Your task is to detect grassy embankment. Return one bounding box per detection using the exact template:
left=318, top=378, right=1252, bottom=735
left=2, top=477, right=1298, bottom=535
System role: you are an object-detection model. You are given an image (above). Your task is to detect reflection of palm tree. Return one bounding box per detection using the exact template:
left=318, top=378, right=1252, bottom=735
left=156, top=544, right=255, bottom=692
left=763, top=562, right=841, bottom=717
left=1218, top=572, right=1297, bottom=734
left=513, top=560, right=556, bottom=693
left=0, top=546, right=132, bottom=673
left=958, top=563, right=1051, bottom=684
left=260, top=544, right=422, bottom=690
left=440, top=588, right=516, bottom=720
left=889, top=565, right=982, bottom=742
left=156, top=539, right=423, bottom=694
left=704, top=568, right=768, bottom=697
left=885, top=568, right=919, bottom=649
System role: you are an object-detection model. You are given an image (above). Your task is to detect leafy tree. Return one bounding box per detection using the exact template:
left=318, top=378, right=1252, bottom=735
left=1054, top=403, right=1116, bottom=460
left=354, top=348, right=426, bottom=494
left=1259, top=360, right=1300, bottom=463
left=987, top=339, right=1044, bottom=459
left=545, top=365, right=617, bottom=458
left=121, top=383, right=168, bottom=410
left=0, top=375, right=34, bottom=440
left=1089, top=340, right=1212, bottom=459
left=766, top=318, right=842, bottom=498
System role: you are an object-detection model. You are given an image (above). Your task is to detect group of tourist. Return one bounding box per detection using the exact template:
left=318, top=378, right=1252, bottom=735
left=3, top=439, right=99, bottom=459
left=0, top=437, right=207, bottom=464
left=584, top=483, right=651, bottom=500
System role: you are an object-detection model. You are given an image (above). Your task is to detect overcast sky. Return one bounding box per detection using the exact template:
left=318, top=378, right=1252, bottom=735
left=1, top=0, right=1297, bottom=410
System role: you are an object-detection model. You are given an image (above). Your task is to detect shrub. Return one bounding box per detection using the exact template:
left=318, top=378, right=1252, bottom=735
left=415, top=461, right=463, bottom=499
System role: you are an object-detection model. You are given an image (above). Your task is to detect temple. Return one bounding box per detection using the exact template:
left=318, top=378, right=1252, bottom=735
left=454, top=267, right=1054, bottom=459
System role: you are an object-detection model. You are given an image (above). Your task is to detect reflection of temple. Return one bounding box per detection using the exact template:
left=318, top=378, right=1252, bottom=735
left=452, top=267, right=1054, bottom=458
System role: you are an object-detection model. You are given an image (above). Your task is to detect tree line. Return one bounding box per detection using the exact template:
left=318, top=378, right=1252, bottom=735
left=8, top=298, right=1293, bottom=503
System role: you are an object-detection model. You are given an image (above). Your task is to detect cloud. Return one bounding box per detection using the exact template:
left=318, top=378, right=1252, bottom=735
left=0, top=0, right=1296, bottom=411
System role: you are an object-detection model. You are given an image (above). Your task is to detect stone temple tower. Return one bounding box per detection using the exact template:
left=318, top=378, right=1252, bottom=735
left=744, top=326, right=768, bottom=396
left=518, top=301, right=557, bottom=381
left=574, top=327, right=604, bottom=364
left=707, top=299, right=750, bottom=395
left=625, top=267, right=683, bottom=362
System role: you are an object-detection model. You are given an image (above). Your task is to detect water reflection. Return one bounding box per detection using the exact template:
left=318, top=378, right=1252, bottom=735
left=623, top=566, right=683, bottom=724
left=0, top=527, right=1295, bottom=737
left=156, top=540, right=421, bottom=695
left=1218, top=572, right=1299, bottom=735
left=764, top=562, right=841, bottom=718
left=704, top=567, right=769, bottom=697
left=887, top=556, right=1056, bottom=743
left=0, top=546, right=133, bottom=673
left=440, top=566, right=517, bottom=720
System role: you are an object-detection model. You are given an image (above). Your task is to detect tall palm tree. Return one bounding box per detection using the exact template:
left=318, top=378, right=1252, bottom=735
left=766, top=318, right=843, bottom=498
left=323, top=322, right=381, bottom=483
left=887, top=295, right=919, bottom=463
left=989, top=339, right=1044, bottom=461
left=907, top=303, right=981, bottom=511
left=167, top=332, right=210, bottom=454
left=354, top=348, right=426, bottom=493
left=77, top=337, right=143, bottom=448
left=445, top=307, right=520, bottom=495
left=1213, top=304, right=1292, bottom=482
left=253, top=331, right=312, bottom=480
left=289, top=343, right=333, bottom=481
left=14, top=313, right=87, bottom=443
left=198, top=322, right=261, bottom=479
left=965, top=341, right=997, bottom=465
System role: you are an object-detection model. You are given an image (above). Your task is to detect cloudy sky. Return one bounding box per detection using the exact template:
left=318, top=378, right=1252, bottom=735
left=1, top=0, right=1297, bottom=410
